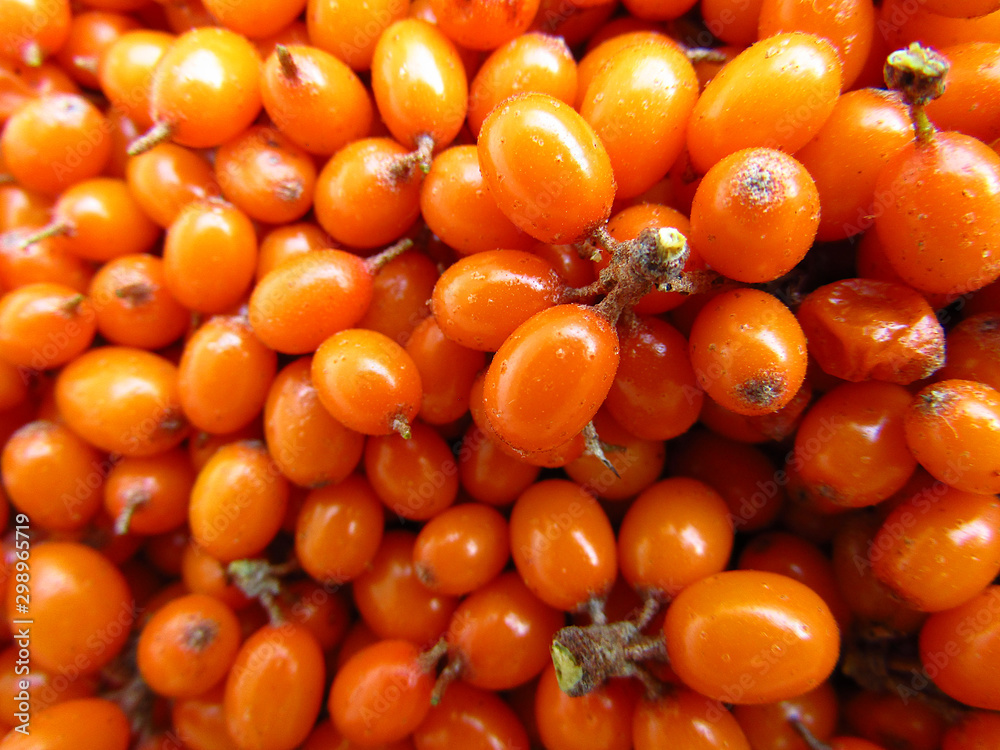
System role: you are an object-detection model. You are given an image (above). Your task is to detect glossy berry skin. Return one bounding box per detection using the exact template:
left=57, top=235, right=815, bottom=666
left=535, top=663, right=639, bottom=750
left=311, top=328, right=422, bottom=437
left=371, top=19, right=468, bottom=150
left=633, top=689, right=751, bottom=750
left=618, top=477, right=734, bottom=600
left=919, top=586, right=1000, bottom=710
left=664, top=571, right=840, bottom=705
left=688, top=289, right=808, bottom=416
left=579, top=39, right=698, bottom=199
left=430, top=0, right=539, bottom=50
left=875, top=132, right=1000, bottom=295
left=431, top=249, right=564, bottom=352
left=148, top=28, right=262, bottom=149
left=797, top=278, right=945, bottom=385
left=478, top=92, right=616, bottom=243
left=510, top=479, right=617, bottom=612
left=872, top=485, right=1000, bottom=612
left=484, top=303, right=619, bottom=454
left=224, top=624, right=325, bottom=750
left=329, top=639, right=436, bottom=746
left=413, top=503, right=509, bottom=596
left=791, top=381, right=916, bottom=508
left=905, top=380, right=1000, bottom=495
left=691, top=148, right=819, bottom=283
left=0, top=698, right=129, bottom=750
left=687, top=33, right=842, bottom=174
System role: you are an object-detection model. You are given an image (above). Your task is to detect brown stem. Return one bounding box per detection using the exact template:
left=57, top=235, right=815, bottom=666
left=275, top=44, right=298, bottom=81
left=114, top=487, right=152, bottom=536
left=581, top=421, right=620, bottom=479
left=391, top=413, right=412, bottom=440
left=430, top=654, right=462, bottom=706
left=227, top=559, right=298, bottom=625
left=884, top=43, right=949, bottom=146
left=386, top=133, right=436, bottom=182
left=128, top=120, right=175, bottom=157
left=115, top=282, right=154, bottom=307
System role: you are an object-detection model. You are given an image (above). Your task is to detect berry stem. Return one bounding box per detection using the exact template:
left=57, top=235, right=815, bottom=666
left=275, top=44, right=299, bottom=81
left=227, top=558, right=298, bottom=625
left=367, top=237, right=414, bottom=273
left=18, top=221, right=71, bottom=249
left=683, top=46, right=728, bottom=64
left=113, top=486, right=152, bottom=536
left=581, top=421, right=620, bottom=480
left=21, top=41, right=42, bottom=67
left=391, top=413, right=412, bottom=440
left=127, top=120, right=175, bottom=157
left=884, top=42, right=949, bottom=146
left=386, top=133, right=436, bottom=182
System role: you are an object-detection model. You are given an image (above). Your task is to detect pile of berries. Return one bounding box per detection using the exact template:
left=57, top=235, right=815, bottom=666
left=0, top=0, right=999, bottom=748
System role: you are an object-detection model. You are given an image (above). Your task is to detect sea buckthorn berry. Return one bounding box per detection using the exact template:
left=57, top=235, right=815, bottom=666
left=415, top=679, right=531, bottom=750
left=0, top=282, right=95, bottom=369
left=670, top=430, right=787, bottom=533
left=0, top=59, right=78, bottom=126
left=295, top=474, right=384, bottom=584
left=162, top=200, right=257, bottom=315
left=329, top=639, right=436, bottom=746
left=564, top=409, right=666, bottom=501
left=686, top=33, right=842, bottom=174
left=431, top=249, right=564, bottom=351
left=264, top=357, right=365, bottom=488
left=188, top=441, right=289, bottom=562
left=249, top=249, right=383, bottom=355
left=690, top=148, right=819, bottom=283
left=419, top=145, right=533, bottom=255
left=664, top=570, right=840, bottom=704
left=203, top=0, right=307, bottom=38
left=0, top=185, right=54, bottom=233
left=0, top=229, right=93, bottom=294
left=137, top=593, right=241, bottom=698
left=371, top=19, right=468, bottom=152
left=872, top=485, right=1000, bottom=612
left=738, top=532, right=852, bottom=633
left=307, top=0, right=410, bottom=70
left=178, top=315, right=278, bottom=434
left=414, top=503, right=510, bottom=596
left=125, top=143, right=220, bottom=228
left=688, top=288, right=808, bottom=417
left=430, top=0, right=538, bottom=50
left=353, top=530, right=458, bottom=643
left=260, top=43, right=373, bottom=156
left=54, top=10, right=140, bottom=90
left=457, top=424, right=541, bottom=507
left=255, top=222, right=331, bottom=282
left=791, top=381, right=916, bottom=508
left=936, top=313, right=1000, bottom=391
left=180, top=540, right=251, bottom=612
left=446, top=570, right=565, bottom=691
left=478, top=92, right=616, bottom=244
left=1, top=420, right=104, bottom=532
left=875, top=132, right=1000, bottom=295
left=224, top=624, right=325, bottom=750
left=467, top=32, right=577, bottom=137
left=904, top=379, right=1000, bottom=495
left=510, top=479, right=617, bottom=612
left=56, top=346, right=188, bottom=457
left=942, top=711, right=1000, bottom=750
left=103, top=449, right=194, bottom=536
left=405, top=316, right=485, bottom=424
left=795, top=89, right=913, bottom=242
left=579, top=40, right=698, bottom=199
left=0, top=94, right=111, bottom=196
left=842, top=689, right=946, bottom=750
left=364, top=420, right=459, bottom=521
left=919, top=586, right=1000, bottom=710
left=732, top=682, right=839, bottom=750
left=357, top=248, right=438, bottom=346
left=87, top=254, right=189, bottom=350
left=132, top=27, right=262, bottom=152
left=6, top=542, right=133, bottom=676
left=314, top=138, right=422, bottom=249
left=618, top=476, right=734, bottom=600
left=535, top=662, right=639, bottom=750
left=312, top=328, right=423, bottom=438
left=23, top=177, right=160, bottom=263
left=0, top=0, right=71, bottom=66
left=0, top=698, right=129, bottom=750
left=633, top=689, right=751, bottom=750
left=484, top=304, right=619, bottom=453
left=926, top=43, right=1000, bottom=148
left=214, top=125, right=316, bottom=224
left=757, top=0, right=875, bottom=90
left=0, top=645, right=98, bottom=726
left=98, top=30, right=173, bottom=131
